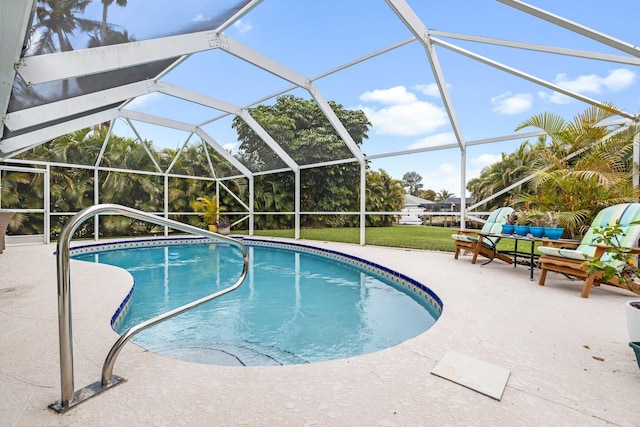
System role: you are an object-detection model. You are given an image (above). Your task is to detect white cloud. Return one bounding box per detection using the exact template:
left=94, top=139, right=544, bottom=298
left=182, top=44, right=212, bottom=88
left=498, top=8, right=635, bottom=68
left=438, top=163, right=457, bottom=174
left=420, top=163, right=463, bottom=195
left=471, top=153, right=502, bottom=167
left=538, top=90, right=572, bottom=105
left=491, top=92, right=532, bottom=115
left=192, top=14, right=207, bottom=22
left=416, top=152, right=502, bottom=196
left=360, top=102, right=448, bottom=136
left=539, top=68, right=636, bottom=105
left=408, top=132, right=457, bottom=149
left=357, top=86, right=448, bottom=136
left=233, top=19, right=253, bottom=33
left=413, top=83, right=448, bottom=97
left=223, top=142, right=237, bottom=152
left=359, top=86, right=417, bottom=105
left=125, top=92, right=164, bottom=110
left=602, top=68, right=636, bottom=91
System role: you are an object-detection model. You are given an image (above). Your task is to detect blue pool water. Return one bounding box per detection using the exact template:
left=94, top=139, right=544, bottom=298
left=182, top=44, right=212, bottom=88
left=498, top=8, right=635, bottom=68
left=73, top=240, right=440, bottom=366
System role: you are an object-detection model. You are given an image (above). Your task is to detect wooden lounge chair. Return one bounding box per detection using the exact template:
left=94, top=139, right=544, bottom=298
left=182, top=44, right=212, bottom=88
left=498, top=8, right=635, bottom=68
left=537, top=203, right=640, bottom=298
left=452, top=207, right=515, bottom=264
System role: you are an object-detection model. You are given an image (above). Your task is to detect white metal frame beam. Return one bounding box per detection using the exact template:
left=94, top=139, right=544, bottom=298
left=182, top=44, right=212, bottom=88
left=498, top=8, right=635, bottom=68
left=4, top=81, right=155, bottom=132
left=156, top=82, right=300, bottom=172
left=385, top=0, right=466, bottom=153
left=366, top=130, right=548, bottom=160
left=385, top=0, right=468, bottom=224
left=0, top=1, right=34, bottom=139
left=0, top=110, right=116, bottom=158
left=195, top=129, right=253, bottom=178
left=116, top=109, right=253, bottom=178
left=497, top=0, right=640, bottom=59
left=214, top=0, right=263, bottom=33
left=432, top=36, right=636, bottom=120
left=15, top=30, right=220, bottom=85
left=429, top=30, right=640, bottom=66
left=217, top=35, right=365, bottom=164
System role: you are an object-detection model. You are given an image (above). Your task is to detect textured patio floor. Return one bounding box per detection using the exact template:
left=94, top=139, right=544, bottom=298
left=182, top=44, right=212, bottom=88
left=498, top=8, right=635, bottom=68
left=1, top=237, right=639, bottom=426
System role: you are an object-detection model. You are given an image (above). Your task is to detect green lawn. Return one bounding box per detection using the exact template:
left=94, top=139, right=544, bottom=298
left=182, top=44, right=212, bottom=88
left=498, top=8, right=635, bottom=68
left=238, top=225, right=546, bottom=253
left=238, top=225, right=458, bottom=252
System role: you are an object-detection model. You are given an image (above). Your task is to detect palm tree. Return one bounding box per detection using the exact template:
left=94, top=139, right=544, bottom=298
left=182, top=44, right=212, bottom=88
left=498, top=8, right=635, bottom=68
left=32, top=0, right=97, bottom=53
left=100, top=0, right=127, bottom=44
left=435, top=189, right=455, bottom=202
left=402, top=171, right=423, bottom=196
left=514, top=104, right=640, bottom=237
left=191, top=195, right=220, bottom=229
left=365, top=169, right=404, bottom=226
left=253, top=173, right=294, bottom=229
left=467, top=139, right=539, bottom=210
left=32, top=1, right=101, bottom=96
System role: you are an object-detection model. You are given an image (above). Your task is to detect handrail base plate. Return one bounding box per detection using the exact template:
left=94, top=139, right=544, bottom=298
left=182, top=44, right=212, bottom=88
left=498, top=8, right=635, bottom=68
left=48, top=375, right=126, bottom=414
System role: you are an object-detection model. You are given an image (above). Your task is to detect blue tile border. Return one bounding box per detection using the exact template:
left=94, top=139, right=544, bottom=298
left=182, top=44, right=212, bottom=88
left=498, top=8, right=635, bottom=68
left=70, top=236, right=443, bottom=327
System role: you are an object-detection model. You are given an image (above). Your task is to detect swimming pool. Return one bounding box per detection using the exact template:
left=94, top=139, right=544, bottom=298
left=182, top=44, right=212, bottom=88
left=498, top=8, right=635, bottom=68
left=71, top=238, right=442, bottom=366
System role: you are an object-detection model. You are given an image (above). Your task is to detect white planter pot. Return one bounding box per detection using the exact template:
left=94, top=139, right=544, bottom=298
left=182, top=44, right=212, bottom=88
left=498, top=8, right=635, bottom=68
left=626, top=300, right=640, bottom=342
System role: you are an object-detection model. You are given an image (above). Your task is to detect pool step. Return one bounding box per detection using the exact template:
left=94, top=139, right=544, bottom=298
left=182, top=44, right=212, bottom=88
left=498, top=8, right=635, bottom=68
left=151, top=340, right=309, bottom=366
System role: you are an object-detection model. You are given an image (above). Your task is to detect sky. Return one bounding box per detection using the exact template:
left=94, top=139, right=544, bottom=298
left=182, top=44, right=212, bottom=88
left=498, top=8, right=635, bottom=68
left=71, top=0, right=640, bottom=197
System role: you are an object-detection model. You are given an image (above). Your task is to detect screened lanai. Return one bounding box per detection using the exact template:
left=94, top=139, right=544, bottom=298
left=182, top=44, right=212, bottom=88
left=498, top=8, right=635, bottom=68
left=1, top=0, right=639, bottom=244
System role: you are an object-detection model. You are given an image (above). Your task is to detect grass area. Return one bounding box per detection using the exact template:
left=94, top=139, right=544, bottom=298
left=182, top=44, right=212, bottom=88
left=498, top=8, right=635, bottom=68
left=239, top=225, right=457, bottom=252
left=237, top=225, right=547, bottom=253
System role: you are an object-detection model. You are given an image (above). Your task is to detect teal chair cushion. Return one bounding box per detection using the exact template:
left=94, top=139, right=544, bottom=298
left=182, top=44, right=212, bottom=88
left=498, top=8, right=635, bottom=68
left=481, top=206, right=515, bottom=234
left=452, top=206, right=514, bottom=245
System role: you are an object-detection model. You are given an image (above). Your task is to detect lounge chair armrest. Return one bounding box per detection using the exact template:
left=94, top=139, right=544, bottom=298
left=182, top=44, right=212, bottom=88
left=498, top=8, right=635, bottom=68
left=454, top=229, right=483, bottom=236
left=540, top=239, right=580, bottom=249
left=583, top=243, right=640, bottom=253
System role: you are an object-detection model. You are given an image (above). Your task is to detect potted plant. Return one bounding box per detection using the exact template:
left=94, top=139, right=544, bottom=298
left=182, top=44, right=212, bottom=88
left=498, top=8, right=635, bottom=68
left=502, top=212, right=516, bottom=235
left=526, top=210, right=546, bottom=238
left=543, top=211, right=564, bottom=240
left=191, top=195, right=220, bottom=232
left=215, top=217, right=231, bottom=235
left=513, top=211, right=530, bottom=236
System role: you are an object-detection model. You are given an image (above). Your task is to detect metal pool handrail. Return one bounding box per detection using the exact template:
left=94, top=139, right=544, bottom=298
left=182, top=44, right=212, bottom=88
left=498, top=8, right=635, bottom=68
left=49, top=204, right=249, bottom=413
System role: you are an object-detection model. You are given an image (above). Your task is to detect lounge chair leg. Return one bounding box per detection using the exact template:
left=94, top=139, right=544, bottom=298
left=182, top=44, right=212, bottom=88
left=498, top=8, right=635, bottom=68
left=581, top=275, right=596, bottom=298
left=454, top=248, right=460, bottom=259
left=538, top=268, right=547, bottom=286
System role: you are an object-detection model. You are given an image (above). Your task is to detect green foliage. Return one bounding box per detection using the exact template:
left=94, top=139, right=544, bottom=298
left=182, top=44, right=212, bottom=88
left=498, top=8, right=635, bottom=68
left=581, top=221, right=640, bottom=285
left=467, top=139, right=540, bottom=210
left=232, top=95, right=373, bottom=228
left=3, top=97, right=407, bottom=236
left=365, top=169, right=405, bottom=227
left=468, top=104, right=640, bottom=238
left=191, top=195, right=220, bottom=226
left=418, top=189, right=436, bottom=201
left=514, top=105, right=639, bottom=237
left=435, top=189, right=455, bottom=201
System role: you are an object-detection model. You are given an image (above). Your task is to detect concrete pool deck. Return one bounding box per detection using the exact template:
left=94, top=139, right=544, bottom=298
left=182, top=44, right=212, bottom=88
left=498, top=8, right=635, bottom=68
left=1, top=237, right=639, bottom=426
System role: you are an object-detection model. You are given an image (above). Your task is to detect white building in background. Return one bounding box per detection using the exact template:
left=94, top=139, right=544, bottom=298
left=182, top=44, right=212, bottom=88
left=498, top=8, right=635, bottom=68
left=399, top=194, right=433, bottom=225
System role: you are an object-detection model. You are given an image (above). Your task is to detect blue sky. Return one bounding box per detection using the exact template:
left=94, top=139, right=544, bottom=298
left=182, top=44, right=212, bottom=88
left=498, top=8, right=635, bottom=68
left=77, top=0, right=640, bottom=196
